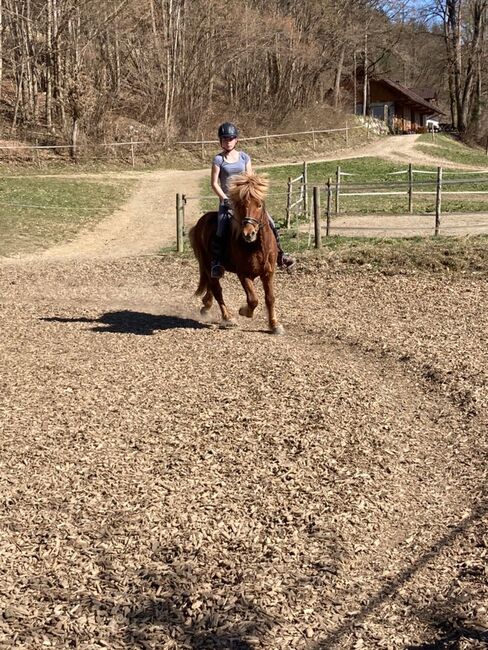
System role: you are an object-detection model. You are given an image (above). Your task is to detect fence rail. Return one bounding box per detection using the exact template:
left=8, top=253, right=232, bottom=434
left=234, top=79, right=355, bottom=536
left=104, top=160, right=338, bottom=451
left=0, top=121, right=373, bottom=165
left=175, top=162, right=488, bottom=251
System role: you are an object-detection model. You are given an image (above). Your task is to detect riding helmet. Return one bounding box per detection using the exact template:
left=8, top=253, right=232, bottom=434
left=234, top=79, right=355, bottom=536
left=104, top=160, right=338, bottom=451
left=218, top=122, right=239, bottom=139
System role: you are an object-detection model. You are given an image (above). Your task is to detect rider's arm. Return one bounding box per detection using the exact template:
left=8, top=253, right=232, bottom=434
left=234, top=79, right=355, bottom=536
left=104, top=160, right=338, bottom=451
left=245, top=157, right=253, bottom=174
left=211, top=164, right=227, bottom=201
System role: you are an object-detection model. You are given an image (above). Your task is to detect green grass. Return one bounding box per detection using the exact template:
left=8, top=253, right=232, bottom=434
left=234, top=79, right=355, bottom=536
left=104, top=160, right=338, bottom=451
left=416, top=133, right=488, bottom=167
left=0, top=177, right=133, bottom=256
left=200, top=156, right=488, bottom=227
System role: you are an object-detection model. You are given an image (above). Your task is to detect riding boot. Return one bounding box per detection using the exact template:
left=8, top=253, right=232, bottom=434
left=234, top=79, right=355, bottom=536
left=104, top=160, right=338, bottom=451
left=269, top=221, right=296, bottom=272
left=210, top=234, right=225, bottom=279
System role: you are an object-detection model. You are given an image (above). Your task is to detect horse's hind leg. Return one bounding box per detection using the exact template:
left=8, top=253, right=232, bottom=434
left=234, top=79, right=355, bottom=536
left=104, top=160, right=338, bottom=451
left=261, top=273, right=285, bottom=335
left=200, top=290, right=213, bottom=319
left=238, top=276, right=258, bottom=318
left=210, top=279, right=237, bottom=328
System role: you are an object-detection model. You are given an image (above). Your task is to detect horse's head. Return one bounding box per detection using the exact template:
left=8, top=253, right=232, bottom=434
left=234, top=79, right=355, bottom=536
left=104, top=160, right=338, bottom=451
left=227, top=172, right=269, bottom=244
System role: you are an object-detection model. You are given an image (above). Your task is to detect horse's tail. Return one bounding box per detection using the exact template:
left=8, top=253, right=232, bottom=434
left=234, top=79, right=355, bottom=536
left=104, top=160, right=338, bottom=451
left=189, top=220, right=211, bottom=297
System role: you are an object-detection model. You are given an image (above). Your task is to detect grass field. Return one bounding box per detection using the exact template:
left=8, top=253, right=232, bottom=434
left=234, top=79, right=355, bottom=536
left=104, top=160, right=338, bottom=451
left=416, top=133, right=488, bottom=167
left=201, top=155, right=488, bottom=227
left=263, top=156, right=488, bottom=222
left=0, top=177, right=133, bottom=257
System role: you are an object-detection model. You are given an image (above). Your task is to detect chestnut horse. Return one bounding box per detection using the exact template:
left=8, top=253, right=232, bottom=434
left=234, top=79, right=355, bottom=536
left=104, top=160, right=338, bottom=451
left=189, top=172, right=284, bottom=335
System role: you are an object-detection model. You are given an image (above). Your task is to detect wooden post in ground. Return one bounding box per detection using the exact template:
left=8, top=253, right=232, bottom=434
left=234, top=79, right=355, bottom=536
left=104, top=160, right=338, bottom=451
left=286, top=176, right=292, bottom=229
left=408, top=162, right=414, bottom=213
left=201, top=133, right=205, bottom=162
left=313, top=186, right=321, bottom=248
left=182, top=194, right=187, bottom=234
left=345, top=121, right=349, bottom=145
left=303, top=161, right=308, bottom=218
left=130, top=134, right=135, bottom=168
left=435, top=166, right=442, bottom=236
left=176, top=193, right=184, bottom=252
left=335, top=165, right=341, bottom=214
left=326, top=177, right=332, bottom=236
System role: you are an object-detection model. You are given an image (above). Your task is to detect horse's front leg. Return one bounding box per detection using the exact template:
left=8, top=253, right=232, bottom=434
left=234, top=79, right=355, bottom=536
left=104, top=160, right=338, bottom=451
left=238, top=275, right=258, bottom=318
left=200, top=289, right=213, bottom=319
left=261, top=272, right=285, bottom=335
left=210, top=278, right=237, bottom=328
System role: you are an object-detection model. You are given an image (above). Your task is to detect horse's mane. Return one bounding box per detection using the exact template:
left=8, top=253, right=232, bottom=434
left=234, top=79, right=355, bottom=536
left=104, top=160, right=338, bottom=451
left=227, top=172, right=269, bottom=206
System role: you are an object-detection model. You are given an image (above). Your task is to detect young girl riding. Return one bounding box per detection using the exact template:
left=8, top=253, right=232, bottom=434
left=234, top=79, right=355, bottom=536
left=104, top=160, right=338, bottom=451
left=210, top=122, right=296, bottom=278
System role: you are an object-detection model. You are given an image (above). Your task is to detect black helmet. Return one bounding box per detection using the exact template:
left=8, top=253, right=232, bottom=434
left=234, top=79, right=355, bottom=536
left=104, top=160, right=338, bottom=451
left=218, top=122, right=238, bottom=139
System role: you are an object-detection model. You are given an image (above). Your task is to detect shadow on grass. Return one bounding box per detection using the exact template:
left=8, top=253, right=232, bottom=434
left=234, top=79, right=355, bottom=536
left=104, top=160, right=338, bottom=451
left=42, top=310, right=207, bottom=335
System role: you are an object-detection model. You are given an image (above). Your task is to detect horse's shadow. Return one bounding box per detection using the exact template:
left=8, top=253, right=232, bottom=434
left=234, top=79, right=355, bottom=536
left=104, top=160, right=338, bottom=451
left=42, top=310, right=207, bottom=335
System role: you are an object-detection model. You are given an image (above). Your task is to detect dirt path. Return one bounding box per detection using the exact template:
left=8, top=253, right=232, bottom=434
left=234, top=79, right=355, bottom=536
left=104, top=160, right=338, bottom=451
left=30, top=168, right=207, bottom=261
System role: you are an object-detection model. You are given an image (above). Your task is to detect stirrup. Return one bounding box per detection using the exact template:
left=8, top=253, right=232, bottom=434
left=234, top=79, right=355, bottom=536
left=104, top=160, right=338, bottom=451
left=278, top=252, right=296, bottom=272
left=211, top=262, right=225, bottom=279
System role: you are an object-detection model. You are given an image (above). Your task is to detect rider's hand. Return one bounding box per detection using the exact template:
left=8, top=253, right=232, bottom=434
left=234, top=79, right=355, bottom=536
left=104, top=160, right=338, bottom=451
left=222, top=198, right=230, bottom=210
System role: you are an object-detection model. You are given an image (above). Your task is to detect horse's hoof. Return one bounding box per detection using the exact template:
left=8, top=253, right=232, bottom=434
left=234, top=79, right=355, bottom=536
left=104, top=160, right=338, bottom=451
left=272, top=324, right=285, bottom=336
left=220, top=319, right=238, bottom=329
left=200, top=307, right=212, bottom=320
left=239, top=306, right=254, bottom=318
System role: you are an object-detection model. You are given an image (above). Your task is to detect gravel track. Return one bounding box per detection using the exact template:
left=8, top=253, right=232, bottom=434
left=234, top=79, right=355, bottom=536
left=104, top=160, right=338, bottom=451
left=1, top=135, right=487, bottom=649
left=1, top=255, right=487, bottom=649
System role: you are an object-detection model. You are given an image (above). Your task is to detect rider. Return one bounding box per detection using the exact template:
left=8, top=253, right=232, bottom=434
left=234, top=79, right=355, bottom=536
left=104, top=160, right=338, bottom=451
left=210, top=122, right=296, bottom=279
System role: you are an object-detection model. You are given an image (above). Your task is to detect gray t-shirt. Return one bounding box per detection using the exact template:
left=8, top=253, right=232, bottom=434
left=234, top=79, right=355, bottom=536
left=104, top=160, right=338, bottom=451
left=213, top=151, right=251, bottom=197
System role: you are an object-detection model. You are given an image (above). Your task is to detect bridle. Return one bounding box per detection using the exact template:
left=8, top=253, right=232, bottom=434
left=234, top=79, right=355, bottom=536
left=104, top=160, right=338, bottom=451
left=242, top=215, right=263, bottom=230
left=233, top=202, right=266, bottom=231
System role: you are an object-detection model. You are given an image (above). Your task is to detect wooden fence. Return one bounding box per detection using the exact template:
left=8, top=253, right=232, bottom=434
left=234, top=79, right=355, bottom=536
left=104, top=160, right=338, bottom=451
left=0, top=122, right=372, bottom=165
left=176, top=122, right=370, bottom=161
left=175, top=164, right=488, bottom=251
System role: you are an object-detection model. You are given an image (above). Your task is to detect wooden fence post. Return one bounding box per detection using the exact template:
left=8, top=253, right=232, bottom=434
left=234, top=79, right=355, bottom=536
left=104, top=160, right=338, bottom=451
left=303, top=161, right=308, bottom=218
left=182, top=194, right=187, bottom=234
left=176, top=193, right=184, bottom=252
left=326, top=177, right=332, bottom=237
left=130, top=134, right=135, bottom=168
left=286, top=176, right=292, bottom=229
left=34, top=138, right=40, bottom=167
left=335, top=165, right=341, bottom=214
left=408, top=162, right=413, bottom=213
left=345, top=121, right=349, bottom=145
left=201, top=133, right=205, bottom=162
left=435, top=166, right=442, bottom=236
left=313, top=186, right=321, bottom=248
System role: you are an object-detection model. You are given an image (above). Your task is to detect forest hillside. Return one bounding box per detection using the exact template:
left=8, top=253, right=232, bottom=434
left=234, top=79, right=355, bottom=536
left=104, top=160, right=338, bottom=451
left=1, top=0, right=487, bottom=150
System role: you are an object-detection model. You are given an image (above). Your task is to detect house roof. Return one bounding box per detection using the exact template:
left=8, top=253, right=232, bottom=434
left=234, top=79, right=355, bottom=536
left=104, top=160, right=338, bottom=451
left=409, top=86, right=437, bottom=101
left=375, top=78, right=443, bottom=115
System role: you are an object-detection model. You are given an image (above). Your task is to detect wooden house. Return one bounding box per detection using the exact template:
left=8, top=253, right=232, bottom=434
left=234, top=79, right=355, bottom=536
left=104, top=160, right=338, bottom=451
left=360, top=79, right=443, bottom=133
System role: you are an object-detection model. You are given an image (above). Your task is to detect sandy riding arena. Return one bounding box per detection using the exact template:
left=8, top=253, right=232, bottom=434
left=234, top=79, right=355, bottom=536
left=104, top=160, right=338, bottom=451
left=1, top=137, right=488, bottom=649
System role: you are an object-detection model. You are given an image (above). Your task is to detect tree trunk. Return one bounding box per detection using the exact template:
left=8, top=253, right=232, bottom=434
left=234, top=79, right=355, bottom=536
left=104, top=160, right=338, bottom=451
left=46, top=0, right=53, bottom=129
left=363, top=33, right=368, bottom=117
left=333, top=42, right=346, bottom=109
